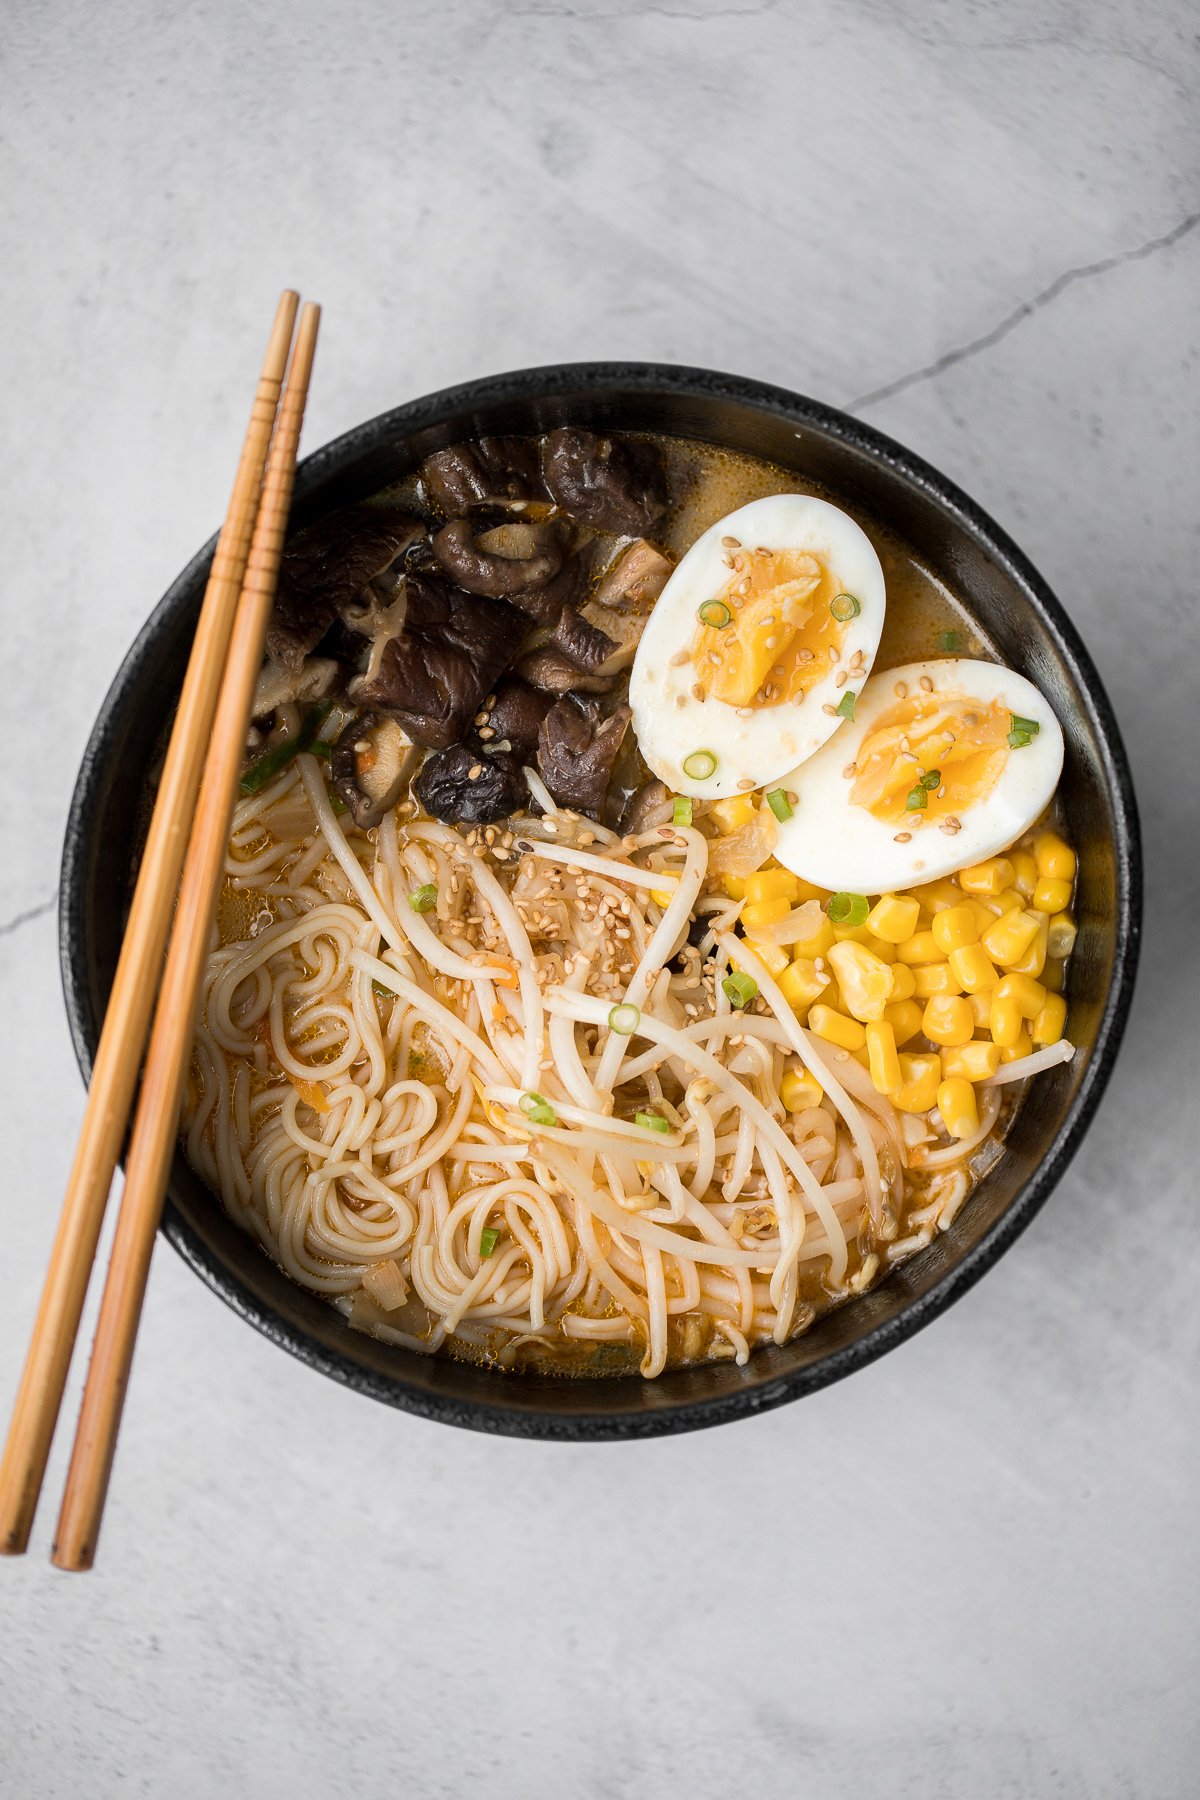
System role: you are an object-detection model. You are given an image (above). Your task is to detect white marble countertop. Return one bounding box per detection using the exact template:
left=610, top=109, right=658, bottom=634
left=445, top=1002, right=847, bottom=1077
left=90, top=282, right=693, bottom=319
left=3, top=2, right=1197, bottom=1794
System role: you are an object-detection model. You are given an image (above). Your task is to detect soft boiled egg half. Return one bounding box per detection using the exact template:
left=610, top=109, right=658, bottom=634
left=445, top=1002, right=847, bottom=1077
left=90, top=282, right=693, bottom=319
left=629, top=494, right=886, bottom=798
left=772, top=658, right=1065, bottom=892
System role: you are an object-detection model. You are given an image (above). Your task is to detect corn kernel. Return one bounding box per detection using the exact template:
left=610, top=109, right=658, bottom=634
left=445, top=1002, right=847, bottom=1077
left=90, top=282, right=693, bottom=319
left=995, top=887, right=1027, bottom=915
left=745, top=868, right=799, bottom=906
left=781, top=1066, right=824, bottom=1111
left=723, top=876, right=747, bottom=901
left=967, top=990, right=993, bottom=1029
left=941, top=1040, right=1002, bottom=1081
left=896, top=931, right=942, bottom=966
left=742, top=896, right=791, bottom=932
left=1011, top=850, right=1038, bottom=899
left=1047, top=913, right=1077, bottom=960
left=790, top=913, right=836, bottom=960
left=808, top=1005, right=866, bottom=1052
left=832, top=922, right=895, bottom=962
left=892, top=1052, right=942, bottom=1113
left=778, top=958, right=828, bottom=1013
left=866, top=1020, right=902, bottom=1095
left=1008, top=911, right=1049, bottom=978
left=1000, top=1027, right=1032, bottom=1063
left=948, top=944, right=999, bottom=993
left=995, top=972, right=1046, bottom=1019
left=751, top=940, right=791, bottom=978
left=1035, top=831, right=1076, bottom=881
left=959, top=857, right=1015, bottom=896
left=990, top=992, right=1023, bottom=1049
left=968, top=898, right=1000, bottom=933
left=913, top=961, right=964, bottom=999
left=888, top=962, right=917, bottom=1001
left=712, top=793, right=757, bottom=833
left=1033, top=876, right=1072, bottom=914
left=921, top=994, right=975, bottom=1047
left=884, top=999, right=924, bottom=1045
left=932, top=904, right=978, bottom=955
left=912, top=877, right=965, bottom=913
left=981, top=909, right=1042, bottom=967
left=1032, top=993, right=1068, bottom=1046
left=937, top=1076, right=980, bottom=1140
left=828, top=940, right=894, bottom=1021
left=650, top=888, right=674, bottom=909
left=866, top=894, right=921, bottom=943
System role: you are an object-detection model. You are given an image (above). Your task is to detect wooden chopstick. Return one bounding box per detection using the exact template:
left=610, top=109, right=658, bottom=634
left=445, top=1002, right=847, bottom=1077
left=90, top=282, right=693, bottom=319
left=0, top=289, right=300, bottom=1558
left=50, top=301, right=321, bottom=1572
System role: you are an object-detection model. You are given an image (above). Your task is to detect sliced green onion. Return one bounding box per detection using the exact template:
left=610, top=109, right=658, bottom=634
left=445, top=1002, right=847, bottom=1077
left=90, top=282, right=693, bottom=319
left=308, top=739, right=332, bottom=761
left=239, top=699, right=335, bottom=795
left=905, top=785, right=928, bottom=811
left=938, top=629, right=963, bottom=652
left=1008, top=713, right=1041, bottom=749
left=519, top=1091, right=557, bottom=1126
left=681, top=749, right=717, bottom=781
left=766, top=788, right=793, bottom=822
left=479, top=1227, right=500, bottom=1258
left=722, top=971, right=758, bottom=1009
left=698, top=598, right=732, bottom=629
left=835, top=691, right=857, bottom=721
left=608, top=1003, right=641, bottom=1036
left=371, top=979, right=397, bottom=999
left=920, top=768, right=941, bottom=790
left=830, top=592, right=861, bottom=622
left=408, top=884, right=438, bottom=913
left=635, top=1110, right=671, bottom=1134
left=828, top=892, right=869, bottom=926
left=672, top=796, right=693, bottom=827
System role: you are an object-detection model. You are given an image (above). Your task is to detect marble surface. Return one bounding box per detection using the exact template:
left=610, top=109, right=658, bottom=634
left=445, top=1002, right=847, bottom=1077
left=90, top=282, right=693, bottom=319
left=2, top=2, right=1198, bottom=1794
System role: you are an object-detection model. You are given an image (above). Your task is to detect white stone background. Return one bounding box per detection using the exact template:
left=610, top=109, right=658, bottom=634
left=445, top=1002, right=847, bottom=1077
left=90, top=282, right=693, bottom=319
left=2, top=2, right=1197, bottom=1794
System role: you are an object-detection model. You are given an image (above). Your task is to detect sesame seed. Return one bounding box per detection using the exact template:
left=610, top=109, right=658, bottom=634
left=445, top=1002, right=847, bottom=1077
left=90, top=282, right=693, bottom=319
left=721, top=534, right=740, bottom=549
left=894, top=681, right=909, bottom=698
left=691, top=683, right=706, bottom=702
left=764, top=636, right=778, bottom=650
left=829, top=647, right=840, bottom=664
left=669, top=649, right=690, bottom=667
left=674, top=695, right=686, bottom=709
left=736, top=706, right=754, bottom=717
left=919, top=675, right=934, bottom=692
left=798, top=649, right=815, bottom=663
left=478, top=726, right=495, bottom=740
left=785, top=791, right=798, bottom=804
left=822, top=703, right=836, bottom=716
left=842, top=762, right=857, bottom=779
left=894, top=831, right=912, bottom=843
left=835, top=671, right=848, bottom=688
left=467, top=764, right=483, bottom=781
left=737, top=778, right=755, bottom=791
left=473, top=712, right=488, bottom=727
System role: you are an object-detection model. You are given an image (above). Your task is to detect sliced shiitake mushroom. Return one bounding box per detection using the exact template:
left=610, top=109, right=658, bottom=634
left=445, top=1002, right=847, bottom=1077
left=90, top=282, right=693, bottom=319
left=415, top=743, right=526, bottom=825
left=541, top=428, right=667, bottom=538
left=331, top=711, right=420, bottom=828
left=431, top=517, right=568, bottom=599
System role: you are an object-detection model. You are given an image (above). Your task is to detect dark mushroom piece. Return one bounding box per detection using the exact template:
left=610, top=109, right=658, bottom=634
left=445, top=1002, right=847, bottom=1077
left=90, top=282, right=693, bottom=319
left=252, top=655, right=339, bottom=721
left=431, top=517, right=568, bottom=600
left=415, top=743, right=526, bottom=826
left=620, top=778, right=673, bottom=835
left=537, top=696, right=632, bottom=819
left=267, top=508, right=425, bottom=670
left=545, top=605, right=620, bottom=675
left=421, top=438, right=545, bottom=515
left=350, top=568, right=524, bottom=749
left=330, top=712, right=420, bottom=829
left=515, top=647, right=621, bottom=696
left=591, top=538, right=673, bottom=611
left=472, top=679, right=556, bottom=761
left=542, top=428, right=668, bottom=539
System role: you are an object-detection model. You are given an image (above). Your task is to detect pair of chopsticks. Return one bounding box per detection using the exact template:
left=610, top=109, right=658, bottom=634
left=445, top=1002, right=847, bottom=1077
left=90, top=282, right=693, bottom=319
left=0, top=290, right=320, bottom=1570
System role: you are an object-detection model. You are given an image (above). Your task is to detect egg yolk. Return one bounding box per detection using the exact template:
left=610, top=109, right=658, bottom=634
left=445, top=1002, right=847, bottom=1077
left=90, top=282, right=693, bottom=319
left=690, top=547, right=848, bottom=708
left=850, top=691, right=1010, bottom=825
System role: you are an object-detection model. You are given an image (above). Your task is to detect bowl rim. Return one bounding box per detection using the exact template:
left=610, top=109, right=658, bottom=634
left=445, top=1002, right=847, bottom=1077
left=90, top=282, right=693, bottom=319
left=59, top=360, right=1143, bottom=1439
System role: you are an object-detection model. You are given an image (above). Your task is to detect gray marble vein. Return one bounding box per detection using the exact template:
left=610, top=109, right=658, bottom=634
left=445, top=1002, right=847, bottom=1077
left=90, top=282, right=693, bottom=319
left=2, top=1, right=1197, bottom=1796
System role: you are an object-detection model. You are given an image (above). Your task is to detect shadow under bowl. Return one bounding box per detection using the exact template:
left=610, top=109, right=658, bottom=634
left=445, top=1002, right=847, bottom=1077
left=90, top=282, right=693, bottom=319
left=59, top=363, right=1142, bottom=1440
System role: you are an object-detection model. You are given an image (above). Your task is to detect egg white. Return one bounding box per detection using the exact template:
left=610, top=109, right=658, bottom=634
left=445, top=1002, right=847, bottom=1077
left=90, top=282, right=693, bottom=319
left=629, top=494, right=886, bottom=798
left=772, top=658, right=1065, bottom=892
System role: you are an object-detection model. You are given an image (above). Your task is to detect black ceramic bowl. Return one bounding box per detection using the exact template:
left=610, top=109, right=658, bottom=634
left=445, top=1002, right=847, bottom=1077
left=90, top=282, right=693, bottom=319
left=60, top=363, right=1141, bottom=1440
